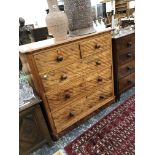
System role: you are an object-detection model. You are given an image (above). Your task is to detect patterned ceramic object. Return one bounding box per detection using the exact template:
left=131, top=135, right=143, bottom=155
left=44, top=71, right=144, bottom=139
left=46, top=0, right=68, bottom=41
left=64, top=0, right=96, bottom=36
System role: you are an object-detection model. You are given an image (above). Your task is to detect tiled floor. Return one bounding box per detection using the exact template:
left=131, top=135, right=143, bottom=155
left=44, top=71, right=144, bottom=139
left=31, top=87, right=135, bottom=155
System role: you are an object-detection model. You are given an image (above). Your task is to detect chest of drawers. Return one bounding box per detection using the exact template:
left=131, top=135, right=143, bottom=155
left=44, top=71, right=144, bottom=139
left=112, top=32, right=135, bottom=100
left=20, top=30, right=115, bottom=138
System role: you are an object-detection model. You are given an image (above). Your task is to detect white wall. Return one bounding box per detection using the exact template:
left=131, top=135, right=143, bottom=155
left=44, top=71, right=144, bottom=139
left=19, top=0, right=48, bottom=27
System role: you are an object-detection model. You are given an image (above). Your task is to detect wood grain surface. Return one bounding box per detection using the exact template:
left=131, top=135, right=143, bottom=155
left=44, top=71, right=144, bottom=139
left=20, top=30, right=115, bottom=137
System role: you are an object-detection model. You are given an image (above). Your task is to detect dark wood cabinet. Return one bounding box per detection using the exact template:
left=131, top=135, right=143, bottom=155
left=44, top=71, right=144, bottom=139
left=112, top=32, right=135, bottom=100
left=19, top=100, right=51, bottom=155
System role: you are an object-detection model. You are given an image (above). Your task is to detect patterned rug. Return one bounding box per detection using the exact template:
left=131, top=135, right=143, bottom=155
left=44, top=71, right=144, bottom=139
left=64, top=95, right=135, bottom=155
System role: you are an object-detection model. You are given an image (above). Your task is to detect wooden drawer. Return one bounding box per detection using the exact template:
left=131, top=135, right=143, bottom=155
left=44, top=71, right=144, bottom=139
left=52, top=83, right=114, bottom=133
left=119, top=73, right=135, bottom=93
left=115, top=33, right=135, bottom=51
left=46, top=81, right=86, bottom=112
left=119, top=60, right=135, bottom=79
left=39, top=62, right=83, bottom=92
left=118, top=48, right=135, bottom=66
left=80, top=33, right=111, bottom=58
left=86, top=88, right=114, bottom=109
left=52, top=96, right=87, bottom=133
left=83, top=51, right=112, bottom=77
left=34, top=43, right=80, bottom=73
left=85, top=66, right=112, bottom=90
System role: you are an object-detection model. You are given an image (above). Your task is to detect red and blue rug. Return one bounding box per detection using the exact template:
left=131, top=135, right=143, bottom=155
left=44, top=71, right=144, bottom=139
left=64, top=95, right=135, bottom=155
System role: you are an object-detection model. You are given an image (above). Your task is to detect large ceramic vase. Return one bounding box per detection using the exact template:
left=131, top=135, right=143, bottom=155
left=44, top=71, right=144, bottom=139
left=46, top=0, right=68, bottom=41
left=64, top=0, right=96, bottom=36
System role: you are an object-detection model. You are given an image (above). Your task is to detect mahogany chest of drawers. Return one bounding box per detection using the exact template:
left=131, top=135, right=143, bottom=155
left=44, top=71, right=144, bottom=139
left=19, top=30, right=115, bottom=138
left=112, top=32, right=135, bottom=99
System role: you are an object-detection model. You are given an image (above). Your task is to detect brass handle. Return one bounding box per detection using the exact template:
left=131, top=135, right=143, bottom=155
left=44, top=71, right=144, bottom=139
left=43, top=74, right=48, bottom=79
left=69, top=112, right=75, bottom=117
left=60, top=74, right=67, bottom=80
left=64, top=92, right=71, bottom=99
left=97, top=76, right=103, bottom=82
left=57, top=55, right=63, bottom=62
left=96, top=60, right=101, bottom=65
left=127, top=53, right=132, bottom=58
left=99, top=95, right=105, bottom=100
left=127, top=41, right=132, bottom=47
left=95, top=43, right=101, bottom=49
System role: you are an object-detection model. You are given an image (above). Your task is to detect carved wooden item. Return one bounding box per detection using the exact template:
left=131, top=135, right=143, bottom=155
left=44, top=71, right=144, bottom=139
left=19, top=30, right=115, bottom=138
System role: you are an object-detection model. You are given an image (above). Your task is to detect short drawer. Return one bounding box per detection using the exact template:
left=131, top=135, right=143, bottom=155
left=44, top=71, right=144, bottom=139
left=119, top=73, right=135, bottom=93
left=33, top=43, right=80, bottom=73
left=46, top=81, right=86, bottom=112
left=80, top=33, right=111, bottom=58
left=118, top=48, right=135, bottom=66
left=115, top=33, right=135, bottom=51
left=119, top=60, right=135, bottom=79
left=39, top=62, right=83, bottom=92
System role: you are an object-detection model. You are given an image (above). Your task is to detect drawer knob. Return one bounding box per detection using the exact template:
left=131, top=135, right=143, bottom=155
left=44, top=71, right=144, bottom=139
left=127, top=53, right=132, bottom=58
left=128, top=80, right=134, bottom=84
left=69, top=112, right=75, bottom=117
left=96, top=60, right=101, bottom=65
left=60, top=74, right=67, bottom=80
left=127, top=42, right=132, bottom=47
left=99, top=95, right=105, bottom=100
left=95, top=44, right=101, bottom=49
left=64, top=92, right=71, bottom=99
left=43, top=74, right=48, bottom=79
left=97, top=76, right=103, bottom=82
left=57, top=55, right=63, bottom=62
left=127, top=66, right=132, bottom=70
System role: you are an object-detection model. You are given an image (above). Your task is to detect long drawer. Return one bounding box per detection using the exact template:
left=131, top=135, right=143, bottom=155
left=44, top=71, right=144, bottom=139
left=119, top=60, right=135, bottom=79
left=52, top=85, right=114, bottom=133
left=119, top=73, right=135, bottom=93
left=39, top=62, right=84, bottom=92
left=115, top=33, right=135, bottom=51
left=33, top=43, right=80, bottom=73
left=80, top=33, right=111, bottom=58
left=85, top=66, right=113, bottom=91
left=46, top=80, right=86, bottom=112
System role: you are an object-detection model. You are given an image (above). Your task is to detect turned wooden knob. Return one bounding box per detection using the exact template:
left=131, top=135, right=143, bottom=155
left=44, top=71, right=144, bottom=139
left=96, top=60, right=101, bottom=65
left=127, top=53, right=132, bottom=58
left=127, top=80, right=133, bottom=84
left=60, top=74, right=67, bottom=80
left=126, top=66, right=132, bottom=70
left=127, top=41, right=132, bottom=47
left=69, top=112, right=75, bottom=117
left=99, top=95, right=105, bottom=100
left=57, top=55, right=63, bottom=62
left=64, top=92, right=71, bottom=99
left=95, top=43, right=101, bottom=49
left=97, top=76, right=103, bottom=82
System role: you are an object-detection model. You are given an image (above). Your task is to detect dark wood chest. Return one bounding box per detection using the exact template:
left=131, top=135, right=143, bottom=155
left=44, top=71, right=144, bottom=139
left=112, top=33, right=135, bottom=99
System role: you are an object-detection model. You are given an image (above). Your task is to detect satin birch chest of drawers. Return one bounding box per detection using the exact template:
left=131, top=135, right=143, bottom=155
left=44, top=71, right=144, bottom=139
left=19, top=30, right=115, bottom=138
left=112, top=32, right=135, bottom=99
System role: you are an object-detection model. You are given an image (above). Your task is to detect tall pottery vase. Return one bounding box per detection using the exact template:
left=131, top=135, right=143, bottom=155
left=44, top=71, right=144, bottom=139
left=64, top=0, right=96, bottom=37
left=46, top=0, right=68, bottom=41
